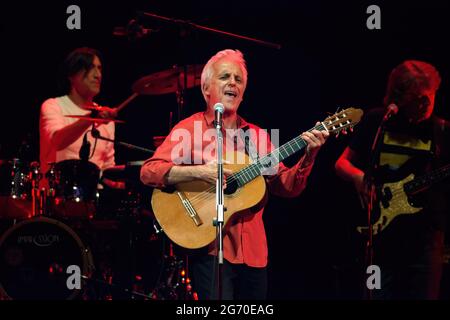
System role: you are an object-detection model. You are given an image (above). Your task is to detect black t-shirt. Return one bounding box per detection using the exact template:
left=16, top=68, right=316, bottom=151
left=349, top=108, right=450, bottom=231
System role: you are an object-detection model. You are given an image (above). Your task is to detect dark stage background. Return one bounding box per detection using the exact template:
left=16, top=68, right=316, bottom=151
left=1, top=0, right=449, bottom=299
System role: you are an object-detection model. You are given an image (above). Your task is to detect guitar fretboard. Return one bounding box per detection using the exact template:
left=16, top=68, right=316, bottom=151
left=231, top=123, right=326, bottom=187
left=404, top=163, right=450, bottom=195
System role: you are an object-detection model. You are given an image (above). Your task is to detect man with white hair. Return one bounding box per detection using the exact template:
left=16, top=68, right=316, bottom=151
left=141, top=49, right=328, bottom=299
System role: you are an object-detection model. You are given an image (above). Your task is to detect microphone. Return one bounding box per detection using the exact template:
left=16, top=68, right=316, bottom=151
left=214, top=103, right=224, bottom=129
left=79, top=132, right=91, bottom=161
left=113, top=19, right=154, bottom=40
left=383, top=103, right=399, bottom=122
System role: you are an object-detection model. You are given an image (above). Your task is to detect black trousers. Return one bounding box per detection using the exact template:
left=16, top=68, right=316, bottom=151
left=371, top=217, right=445, bottom=300
left=190, top=255, right=267, bottom=300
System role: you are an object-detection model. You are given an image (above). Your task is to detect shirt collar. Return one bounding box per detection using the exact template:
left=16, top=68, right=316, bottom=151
left=203, top=111, right=249, bottom=129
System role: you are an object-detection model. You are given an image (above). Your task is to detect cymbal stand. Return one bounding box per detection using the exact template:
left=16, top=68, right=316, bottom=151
left=29, top=161, right=41, bottom=217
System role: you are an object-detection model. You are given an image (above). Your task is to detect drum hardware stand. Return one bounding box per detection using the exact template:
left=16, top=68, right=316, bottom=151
left=30, top=161, right=41, bottom=217
left=145, top=222, right=196, bottom=300
left=150, top=248, right=195, bottom=300
left=64, top=222, right=151, bottom=300
left=43, top=164, right=57, bottom=218
left=80, top=274, right=153, bottom=300
left=91, top=129, right=154, bottom=155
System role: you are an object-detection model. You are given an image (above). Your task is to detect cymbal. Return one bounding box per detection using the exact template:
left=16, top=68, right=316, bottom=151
left=132, top=64, right=204, bottom=95
left=64, top=115, right=125, bottom=124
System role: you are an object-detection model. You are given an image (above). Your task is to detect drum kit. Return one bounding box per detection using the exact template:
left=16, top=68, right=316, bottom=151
left=0, top=65, right=203, bottom=300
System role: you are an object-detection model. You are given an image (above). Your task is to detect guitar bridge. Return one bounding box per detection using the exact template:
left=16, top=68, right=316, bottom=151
left=176, top=192, right=203, bottom=226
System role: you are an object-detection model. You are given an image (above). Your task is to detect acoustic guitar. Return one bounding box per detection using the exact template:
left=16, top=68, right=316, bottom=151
left=152, top=108, right=364, bottom=249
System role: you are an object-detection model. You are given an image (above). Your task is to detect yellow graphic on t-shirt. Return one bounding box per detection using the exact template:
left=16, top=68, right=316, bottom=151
left=379, top=131, right=432, bottom=168
left=383, top=131, right=432, bottom=151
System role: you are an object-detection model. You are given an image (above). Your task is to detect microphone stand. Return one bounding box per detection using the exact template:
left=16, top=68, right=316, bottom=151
left=214, top=117, right=225, bottom=300
left=364, top=114, right=390, bottom=300
left=140, top=11, right=282, bottom=49
left=91, top=129, right=154, bottom=156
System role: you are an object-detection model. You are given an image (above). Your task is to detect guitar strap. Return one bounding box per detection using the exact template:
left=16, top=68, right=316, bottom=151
left=239, top=125, right=260, bottom=162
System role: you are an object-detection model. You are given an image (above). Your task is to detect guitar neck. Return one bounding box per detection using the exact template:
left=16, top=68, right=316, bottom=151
left=404, top=163, right=450, bottom=195
left=231, top=123, right=326, bottom=187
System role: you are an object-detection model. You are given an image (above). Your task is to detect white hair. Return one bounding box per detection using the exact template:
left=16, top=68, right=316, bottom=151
left=200, top=49, right=248, bottom=102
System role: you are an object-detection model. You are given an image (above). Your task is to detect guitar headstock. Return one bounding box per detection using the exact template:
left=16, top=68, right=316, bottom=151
left=322, top=107, right=364, bottom=136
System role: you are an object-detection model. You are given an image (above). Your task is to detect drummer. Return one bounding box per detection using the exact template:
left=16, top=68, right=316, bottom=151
left=39, top=47, right=121, bottom=188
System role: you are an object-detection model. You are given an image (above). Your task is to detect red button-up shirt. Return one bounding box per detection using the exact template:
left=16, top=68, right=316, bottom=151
left=141, top=112, right=313, bottom=267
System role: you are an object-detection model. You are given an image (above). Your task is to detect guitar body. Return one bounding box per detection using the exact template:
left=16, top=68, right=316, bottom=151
left=355, top=155, right=439, bottom=235
left=357, top=174, right=422, bottom=235
left=151, top=151, right=267, bottom=249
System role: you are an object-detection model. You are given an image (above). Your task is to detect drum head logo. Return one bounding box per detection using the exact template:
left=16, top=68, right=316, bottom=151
left=17, top=234, right=61, bottom=247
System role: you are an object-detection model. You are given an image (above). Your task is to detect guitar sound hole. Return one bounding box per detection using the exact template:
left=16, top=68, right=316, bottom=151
left=224, top=178, right=238, bottom=195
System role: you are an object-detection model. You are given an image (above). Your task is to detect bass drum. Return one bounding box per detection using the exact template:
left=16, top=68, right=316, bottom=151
left=0, top=217, right=93, bottom=300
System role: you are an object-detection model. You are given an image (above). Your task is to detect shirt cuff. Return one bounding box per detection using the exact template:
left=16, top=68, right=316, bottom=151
left=141, top=161, right=175, bottom=188
left=296, top=155, right=314, bottom=177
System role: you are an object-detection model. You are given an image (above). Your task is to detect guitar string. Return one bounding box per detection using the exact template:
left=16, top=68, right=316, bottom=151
left=356, top=167, right=450, bottom=230
left=187, top=121, right=358, bottom=207
left=172, top=111, right=357, bottom=209
left=185, top=118, right=356, bottom=207
left=186, top=129, right=315, bottom=206
left=188, top=140, right=303, bottom=206
left=187, top=123, right=333, bottom=206
left=368, top=165, right=450, bottom=200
